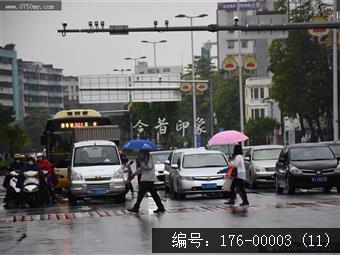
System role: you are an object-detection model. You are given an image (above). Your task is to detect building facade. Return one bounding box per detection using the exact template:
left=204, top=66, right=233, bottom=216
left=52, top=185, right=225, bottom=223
left=18, top=60, right=64, bottom=116
left=217, top=0, right=288, bottom=77
left=62, top=76, right=80, bottom=110
left=0, top=44, right=21, bottom=120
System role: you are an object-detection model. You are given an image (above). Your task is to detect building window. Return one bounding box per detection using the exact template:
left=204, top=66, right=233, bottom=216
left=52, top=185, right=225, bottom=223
left=251, top=108, right=266, bottom=119
left=251, top=88, right=265, bottom=100
left=227, top=40, right=235, bottom=49
left=241, top=40, right=248, bottom=48
left=260, top=87, right=265, bottom=99
left=163, top=68, right=170, bottom=72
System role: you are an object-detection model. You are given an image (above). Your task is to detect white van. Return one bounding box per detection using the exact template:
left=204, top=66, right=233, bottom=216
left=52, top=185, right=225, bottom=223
left=68, top=140, right=126, bottom=205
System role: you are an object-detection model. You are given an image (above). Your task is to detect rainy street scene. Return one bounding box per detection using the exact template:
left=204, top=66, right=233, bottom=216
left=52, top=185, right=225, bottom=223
left=1, top=0, right=340, bottom=254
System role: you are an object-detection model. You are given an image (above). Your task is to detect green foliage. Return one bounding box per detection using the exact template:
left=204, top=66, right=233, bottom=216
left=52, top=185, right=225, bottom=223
left=0, top=104, right=15, bottom=127
left=3, top=124, right=30, bottom=154
left=23, top=109, right=52, bottom=151
left=245, top=117, right=281, bottom=145
left=268, top=0, right=334, bottom=141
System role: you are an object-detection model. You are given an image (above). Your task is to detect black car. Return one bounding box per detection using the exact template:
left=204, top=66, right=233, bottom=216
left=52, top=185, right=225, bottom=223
left=275, top=143, right=340, bottom=194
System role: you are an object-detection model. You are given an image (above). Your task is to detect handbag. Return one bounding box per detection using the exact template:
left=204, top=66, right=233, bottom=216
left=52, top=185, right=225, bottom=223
left=222, top=178, right=233, bottom=192
left=226, top=164, right=238, bottom=178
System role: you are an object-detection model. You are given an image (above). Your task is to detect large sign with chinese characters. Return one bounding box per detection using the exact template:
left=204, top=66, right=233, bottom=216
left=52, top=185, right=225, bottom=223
left=133, top=117, right=206, bottom=137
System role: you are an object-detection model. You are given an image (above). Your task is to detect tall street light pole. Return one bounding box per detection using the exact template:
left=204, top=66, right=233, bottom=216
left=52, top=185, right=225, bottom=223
left=333, top=0, right=339, bottom=141
left=237, top=0, right=245, bottom=143
left=141, top=40, right=167, bottom=70
left=175, top=13, right=208, bottom=148
left=124, top=56, right=146, bottom=74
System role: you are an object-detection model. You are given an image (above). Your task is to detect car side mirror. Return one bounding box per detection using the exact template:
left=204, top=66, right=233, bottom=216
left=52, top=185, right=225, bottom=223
left=171, top=164, right=179, bottom=169
left=164, top=160, right=170, bottom=165
left=278, top=157, right=285, bottom=162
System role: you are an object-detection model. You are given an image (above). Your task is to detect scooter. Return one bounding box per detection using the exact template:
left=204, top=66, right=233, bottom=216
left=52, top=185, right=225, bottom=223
left=22, top=170, right=44, bottom=208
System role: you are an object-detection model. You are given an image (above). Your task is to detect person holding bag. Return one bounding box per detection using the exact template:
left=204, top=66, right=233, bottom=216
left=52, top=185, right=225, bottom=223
left=225, top=144, right=249, bottom=206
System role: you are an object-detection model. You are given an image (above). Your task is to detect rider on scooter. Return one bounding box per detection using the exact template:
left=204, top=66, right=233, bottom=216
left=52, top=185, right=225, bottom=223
left=2, top=154, right=25, bottom=208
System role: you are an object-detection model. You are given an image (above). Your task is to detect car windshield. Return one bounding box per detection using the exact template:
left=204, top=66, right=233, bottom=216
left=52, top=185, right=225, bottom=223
left=328, top=144, right=340, bottom=157
left=152, top=152, right=171, bottom=164
left=182, top=153, right=227, bottom=168
left=74, top=145, right=120, bottom=167
left=208, top=144, right=235, bottom=156
left=290, top=147, right=335, bottom=161
left=253, top=149, right=282, bottom=160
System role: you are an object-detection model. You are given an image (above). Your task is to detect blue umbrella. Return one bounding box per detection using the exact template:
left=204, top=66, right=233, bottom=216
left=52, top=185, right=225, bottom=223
left=123, top=139, right=159, bottom=151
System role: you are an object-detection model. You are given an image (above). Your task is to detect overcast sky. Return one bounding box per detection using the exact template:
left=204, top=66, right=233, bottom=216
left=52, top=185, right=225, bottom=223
left=1, top=0, right=225, bottom=76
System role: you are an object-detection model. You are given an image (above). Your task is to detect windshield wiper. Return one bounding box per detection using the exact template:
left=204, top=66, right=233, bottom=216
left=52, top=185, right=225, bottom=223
left=201, top=165, right=225, bottom=167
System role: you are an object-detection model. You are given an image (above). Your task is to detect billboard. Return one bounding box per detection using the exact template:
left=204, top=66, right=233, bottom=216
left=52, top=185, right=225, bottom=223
left=79, top=75, right=130, bottom=104
left=131, top=74, right=181, bottom=102
left=79, top=73, right=181, bottom=104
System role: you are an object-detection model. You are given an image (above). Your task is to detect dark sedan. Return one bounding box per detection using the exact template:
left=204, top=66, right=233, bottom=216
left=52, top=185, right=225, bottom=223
left=275, top=143, right=340, bottom=194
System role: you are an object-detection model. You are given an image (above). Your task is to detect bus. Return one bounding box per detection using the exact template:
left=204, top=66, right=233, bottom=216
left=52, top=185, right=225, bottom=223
left=41, top=109, right=114, bottom=190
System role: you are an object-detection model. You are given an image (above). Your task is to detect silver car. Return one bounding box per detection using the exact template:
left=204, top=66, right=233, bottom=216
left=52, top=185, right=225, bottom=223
left=150, top=150, right=171, bottom=186
left=166, top=149, right=229, bottom=199
left=244, top=145, right=283, bottom=189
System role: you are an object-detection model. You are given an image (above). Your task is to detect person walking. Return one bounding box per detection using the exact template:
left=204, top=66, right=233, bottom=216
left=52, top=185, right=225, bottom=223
left=225, top=144, right=249, bottom=206
left=127, top=150, right=165, bottom=213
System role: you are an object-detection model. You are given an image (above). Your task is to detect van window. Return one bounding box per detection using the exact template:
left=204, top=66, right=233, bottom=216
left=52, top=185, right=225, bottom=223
left=74, top=145, right=120, bottom=167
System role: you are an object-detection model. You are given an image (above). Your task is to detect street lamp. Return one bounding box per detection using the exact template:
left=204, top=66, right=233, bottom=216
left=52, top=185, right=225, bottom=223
left=113, top=68, right=131, bottom=74
left=141, top=40, right=167, bottom=70
left=175, top=13, right=208, bottom=148
left=124, top=56, right=147, bottom=74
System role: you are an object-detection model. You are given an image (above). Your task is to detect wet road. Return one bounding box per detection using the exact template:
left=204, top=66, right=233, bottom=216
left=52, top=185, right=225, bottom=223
left=0, top=175, right=340, bottom=254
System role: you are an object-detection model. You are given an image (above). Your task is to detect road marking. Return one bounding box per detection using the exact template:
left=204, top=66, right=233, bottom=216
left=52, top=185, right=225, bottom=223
left=1, top=198, right=340, bottom=223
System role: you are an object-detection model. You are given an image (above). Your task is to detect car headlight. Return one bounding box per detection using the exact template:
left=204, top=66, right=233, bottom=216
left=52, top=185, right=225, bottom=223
left=71, top=171, right=83, bottom=181
left=254, top=166, right=266, bottom=172
left=179, top=175, right=193, bottom=181
left=335, top=164, right=340, bottom=172
left=289, top=165, right=302, bottom=175
left=113, top=168, right=124, bottom=179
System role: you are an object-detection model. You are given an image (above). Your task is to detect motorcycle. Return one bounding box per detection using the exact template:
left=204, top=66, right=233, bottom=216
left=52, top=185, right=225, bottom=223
left=22, top=170, right=47, bottom=208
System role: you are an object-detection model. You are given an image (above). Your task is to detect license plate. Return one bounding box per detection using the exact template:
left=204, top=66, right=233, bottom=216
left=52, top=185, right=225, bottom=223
left=201, top=183, right=217, bottom=190
left=311, top=176, right=328, bottom=183
left=90, top=188, right=109, bottom=195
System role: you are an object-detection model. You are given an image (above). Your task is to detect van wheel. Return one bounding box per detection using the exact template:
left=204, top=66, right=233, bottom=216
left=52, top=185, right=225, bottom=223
left=275, top=181, right=283, bottom=194
left=165, top=183, right=170, bottom=194
left=115, top=193, right=126, bottom=203
left=178, top=193, right=186, bottom=200
left=285, top=177, right=295, bottom=195
left=68, top=191, right=77, bottom=206
left=171, top=182, right=178, bottom=199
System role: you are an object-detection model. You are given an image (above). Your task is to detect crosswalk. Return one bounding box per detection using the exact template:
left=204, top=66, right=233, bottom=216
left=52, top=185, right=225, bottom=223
left=1, top=198, right=340, bottom=223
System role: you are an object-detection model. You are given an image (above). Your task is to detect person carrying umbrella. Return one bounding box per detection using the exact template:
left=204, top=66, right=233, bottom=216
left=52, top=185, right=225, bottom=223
left=127, top=150, right=165, bottom=214
left=225, top=144, right=249, bottom=206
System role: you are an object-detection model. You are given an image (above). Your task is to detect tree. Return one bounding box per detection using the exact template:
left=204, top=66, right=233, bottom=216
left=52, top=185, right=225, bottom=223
left=3, top=124, right=30, bottom=155
left=268, top=0, right=334, bottom=141
left=245, top=117, right=281, bottom=145
left=23, top=109, right=52, bottom=151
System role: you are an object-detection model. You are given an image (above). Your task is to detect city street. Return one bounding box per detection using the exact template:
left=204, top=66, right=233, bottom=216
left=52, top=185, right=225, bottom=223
left=1, top=175, right=339, bottom=254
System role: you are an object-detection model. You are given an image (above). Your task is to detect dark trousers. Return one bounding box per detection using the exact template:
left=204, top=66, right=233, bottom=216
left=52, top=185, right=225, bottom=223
left=132, top=181, right=164, bottom=210
left=230, top=178, right=248, bottom=203
left=125, top=182, right=134, bottom=195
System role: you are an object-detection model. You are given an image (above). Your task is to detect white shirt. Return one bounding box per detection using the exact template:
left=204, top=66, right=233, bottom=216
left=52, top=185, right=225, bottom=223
left=233, top=154, right=246, bottom=180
